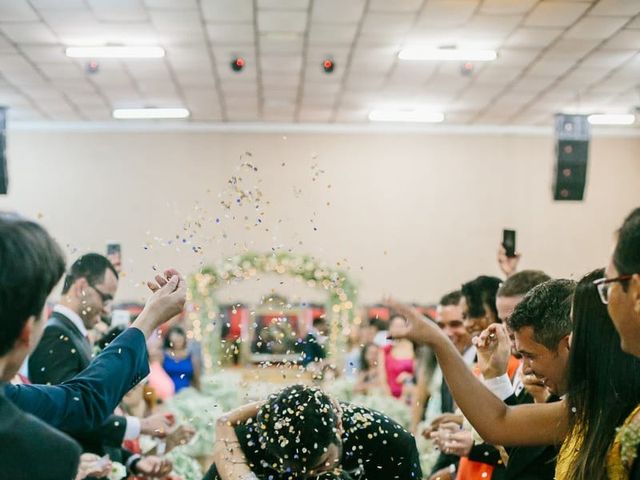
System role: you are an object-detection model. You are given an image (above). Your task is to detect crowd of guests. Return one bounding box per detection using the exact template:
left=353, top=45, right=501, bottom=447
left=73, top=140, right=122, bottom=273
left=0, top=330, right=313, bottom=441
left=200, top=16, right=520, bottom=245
left=3, top=205, right=640, bottom=480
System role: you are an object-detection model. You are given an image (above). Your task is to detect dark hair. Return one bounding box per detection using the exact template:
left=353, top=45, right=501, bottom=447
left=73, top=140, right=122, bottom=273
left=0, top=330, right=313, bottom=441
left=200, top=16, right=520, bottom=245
left=565, top=269, right=640, bottom=480
left=313, top=317, right=327, bottom=327
left=507, top=279, right=575, bottom=350
left=314, top=472, right=353, bottom=480
left=164, top=326, right=187, bottom=349
left=359, top=342, right=378, bottom=371
left=461, top=276, right=502, bottom=319
left=497, top=270, right=551, bottom=298
left=256, top=385, right=339, bottom=474
left=368, top=317, right=387, bottom=331
left=0, top=212, right=66, bottom=356
left=62, top=253, right=118, bottom=294
left=613, top=207, right=640, bottom=279
left=439, top=290, right=462, bottom=307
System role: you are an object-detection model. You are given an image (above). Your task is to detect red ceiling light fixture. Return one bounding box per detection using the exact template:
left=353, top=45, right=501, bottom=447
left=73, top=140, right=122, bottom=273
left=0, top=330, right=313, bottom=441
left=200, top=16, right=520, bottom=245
left=322, top=58, right=335, bottom=73
left=231, top=57, right=245, bottom=72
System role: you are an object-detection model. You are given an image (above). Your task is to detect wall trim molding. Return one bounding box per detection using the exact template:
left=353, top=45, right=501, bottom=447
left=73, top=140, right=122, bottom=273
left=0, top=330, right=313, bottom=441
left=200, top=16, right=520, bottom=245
left=7, top=121, right=640, bottom=138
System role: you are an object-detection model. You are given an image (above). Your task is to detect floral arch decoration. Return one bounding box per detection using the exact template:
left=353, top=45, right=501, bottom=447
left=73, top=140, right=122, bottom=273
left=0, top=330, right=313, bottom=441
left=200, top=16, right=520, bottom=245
left=187, top=251, right=358, bottom=372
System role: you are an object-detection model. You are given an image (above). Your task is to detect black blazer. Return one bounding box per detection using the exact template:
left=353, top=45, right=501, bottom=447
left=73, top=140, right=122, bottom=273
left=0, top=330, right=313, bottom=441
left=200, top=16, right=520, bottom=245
left=29, top=311, right=93, bottom=385
left=0, top=388, right=81, bottom=480
left=27, top=312, right=130, bottom=448
left=500, top=390, right=558, bottom=480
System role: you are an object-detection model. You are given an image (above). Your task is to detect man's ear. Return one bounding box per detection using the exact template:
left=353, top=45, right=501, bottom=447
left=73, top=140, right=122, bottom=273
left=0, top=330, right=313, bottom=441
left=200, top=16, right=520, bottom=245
left=16, top=316, right=36, bottom=348
left=560, top=334, right=571, bottom=353
left=630, top=274, right=640, bottom=315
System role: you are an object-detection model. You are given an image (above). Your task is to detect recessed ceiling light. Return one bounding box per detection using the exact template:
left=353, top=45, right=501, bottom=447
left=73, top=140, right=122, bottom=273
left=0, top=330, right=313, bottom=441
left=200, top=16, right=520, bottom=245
left=369, top=109, right=445, bottom=123
left=112, top=108, right=190, bottom=119
left=398, top=47, right=497, bottom=62
left=65, top=46, right=165, bottom=58
left=587, top=113, right=635, bottom=125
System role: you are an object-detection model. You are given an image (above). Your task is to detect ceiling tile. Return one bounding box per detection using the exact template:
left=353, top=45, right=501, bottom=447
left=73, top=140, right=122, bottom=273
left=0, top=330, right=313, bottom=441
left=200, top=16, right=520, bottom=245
left=581, top=49, right=637, bottom=68
left=369, top=0, right=423, bottom=13
left=0, top=0, right=38, bottom=22
left=260, top=36, right=304, bottom=55
left=480, top=0, right=537, bottom=15
left=417, top=1, right=479, bottom=27
left=206, top=23, right=255, bottom=44
left=260, top=54, right=303, bottom=73
left=603, top=30, right=640, bottom=49
left=361, top=13, right=415, bottom=34
left=143, top=0, right=199, bottom=9
left=39, top=62, right=83, bottom=79
left=474, top=66, right=524, bottom=85
left=258, top=11, right=307, bottom=33
left=564, top=16, right=628, bottom=40
left=524, top=2, right=590, bottom=27
left=590, top=0, right=640, bottom=16
left=31, top=0, right=85, bottom=8
left=527, top=57, right=576, bottom=76
left=202, top=0, right=253, bottom=23
left=311, top=0, right=365, bottom=24
left=308, top=24, right=358, bottom=45
left=258, top=0, right=309, bottom=10
left=545, top=39, right=600, bottom=59
left=503, top=27, right=564, bottom=48
left=87, top=0, right=148, bottom=22
left=1, top=23, right=59, bottom=44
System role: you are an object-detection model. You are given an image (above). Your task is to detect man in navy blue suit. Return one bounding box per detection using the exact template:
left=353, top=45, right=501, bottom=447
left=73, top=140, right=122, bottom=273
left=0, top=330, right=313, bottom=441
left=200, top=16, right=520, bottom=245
left=0, top=211, right=186, bottom=479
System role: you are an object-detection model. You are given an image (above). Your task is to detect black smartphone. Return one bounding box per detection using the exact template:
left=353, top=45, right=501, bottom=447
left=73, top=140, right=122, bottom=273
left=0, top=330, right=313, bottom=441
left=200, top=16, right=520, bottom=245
left=502, top=229, right=516, bottom=258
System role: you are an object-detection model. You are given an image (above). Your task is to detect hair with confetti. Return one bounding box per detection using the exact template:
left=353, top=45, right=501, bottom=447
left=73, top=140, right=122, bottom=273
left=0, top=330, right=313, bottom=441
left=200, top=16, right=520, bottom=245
left=256, top=384, right=340, bottom=474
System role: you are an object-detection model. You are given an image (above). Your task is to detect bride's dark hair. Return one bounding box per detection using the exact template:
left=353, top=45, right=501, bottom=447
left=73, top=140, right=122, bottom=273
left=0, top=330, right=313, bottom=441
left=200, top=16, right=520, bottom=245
left=565, top=268, right=640, bottom=480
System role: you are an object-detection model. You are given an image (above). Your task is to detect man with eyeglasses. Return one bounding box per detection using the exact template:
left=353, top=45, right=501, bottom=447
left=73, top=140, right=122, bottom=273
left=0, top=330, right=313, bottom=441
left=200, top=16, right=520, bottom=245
left=28, top=253, right=174, bottom=470
left=598, top=207, right=640, bottom=357
left=29, top=253, right=118, bottom=384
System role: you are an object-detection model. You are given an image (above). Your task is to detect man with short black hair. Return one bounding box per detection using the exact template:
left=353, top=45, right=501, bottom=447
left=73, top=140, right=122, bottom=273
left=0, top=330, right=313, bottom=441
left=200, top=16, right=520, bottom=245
left=0, top=212, right=186, bottom=479
left=506, top=279, right=575, bottom=396
left=476, top=277, right=574, bottom=480
left=30, top=253, right=119, bottom=384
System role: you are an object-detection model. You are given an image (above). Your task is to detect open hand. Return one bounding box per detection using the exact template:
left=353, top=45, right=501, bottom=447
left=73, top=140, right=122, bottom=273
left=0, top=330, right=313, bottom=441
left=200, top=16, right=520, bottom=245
left=431, top=423, right=473, bottom=457
left=134, top=455, right=173, bottom=478
left=141, top=412, right=176, bottom=438
left=475, top=323, right=511, bottom=379
left=384, top=298, right=443, bottom=347
left=133, top=269, right=186, bottom=336
left=75, top=453, right=111, bottom=480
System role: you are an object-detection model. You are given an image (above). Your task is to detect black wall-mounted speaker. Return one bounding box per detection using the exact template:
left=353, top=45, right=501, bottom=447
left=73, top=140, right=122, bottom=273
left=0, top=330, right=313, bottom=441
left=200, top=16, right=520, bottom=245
left=553, top=114, right=589, bottom=201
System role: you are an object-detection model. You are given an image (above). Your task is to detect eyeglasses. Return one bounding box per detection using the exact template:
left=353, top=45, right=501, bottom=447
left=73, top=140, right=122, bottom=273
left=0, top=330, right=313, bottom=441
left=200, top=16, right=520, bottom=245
left=89, top=283, right=113, bottom=304
left=593, top=275, right=633, bottom=304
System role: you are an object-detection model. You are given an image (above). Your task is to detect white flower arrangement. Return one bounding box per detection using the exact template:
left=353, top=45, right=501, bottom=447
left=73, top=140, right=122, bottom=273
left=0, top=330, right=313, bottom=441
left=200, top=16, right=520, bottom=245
left=109, top=462, right=127, bottom=480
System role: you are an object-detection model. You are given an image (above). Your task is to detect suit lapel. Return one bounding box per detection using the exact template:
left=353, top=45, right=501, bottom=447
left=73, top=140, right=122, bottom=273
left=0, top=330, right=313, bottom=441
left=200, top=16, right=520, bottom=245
left=48, top=312, right=92, bottom=366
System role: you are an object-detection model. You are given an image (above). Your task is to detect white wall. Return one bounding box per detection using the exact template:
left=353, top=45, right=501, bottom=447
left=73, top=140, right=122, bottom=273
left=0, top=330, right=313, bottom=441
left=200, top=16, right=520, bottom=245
left=1, top=128, right=639, bottom=305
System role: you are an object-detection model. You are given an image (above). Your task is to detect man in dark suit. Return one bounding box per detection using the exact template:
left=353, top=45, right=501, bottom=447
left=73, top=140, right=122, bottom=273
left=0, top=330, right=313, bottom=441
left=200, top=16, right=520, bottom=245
left=29, top=254, right=172, bottom=448
left=475, top=272, right=570, bottom=480
left=0, top=212, right=186, bottom=479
